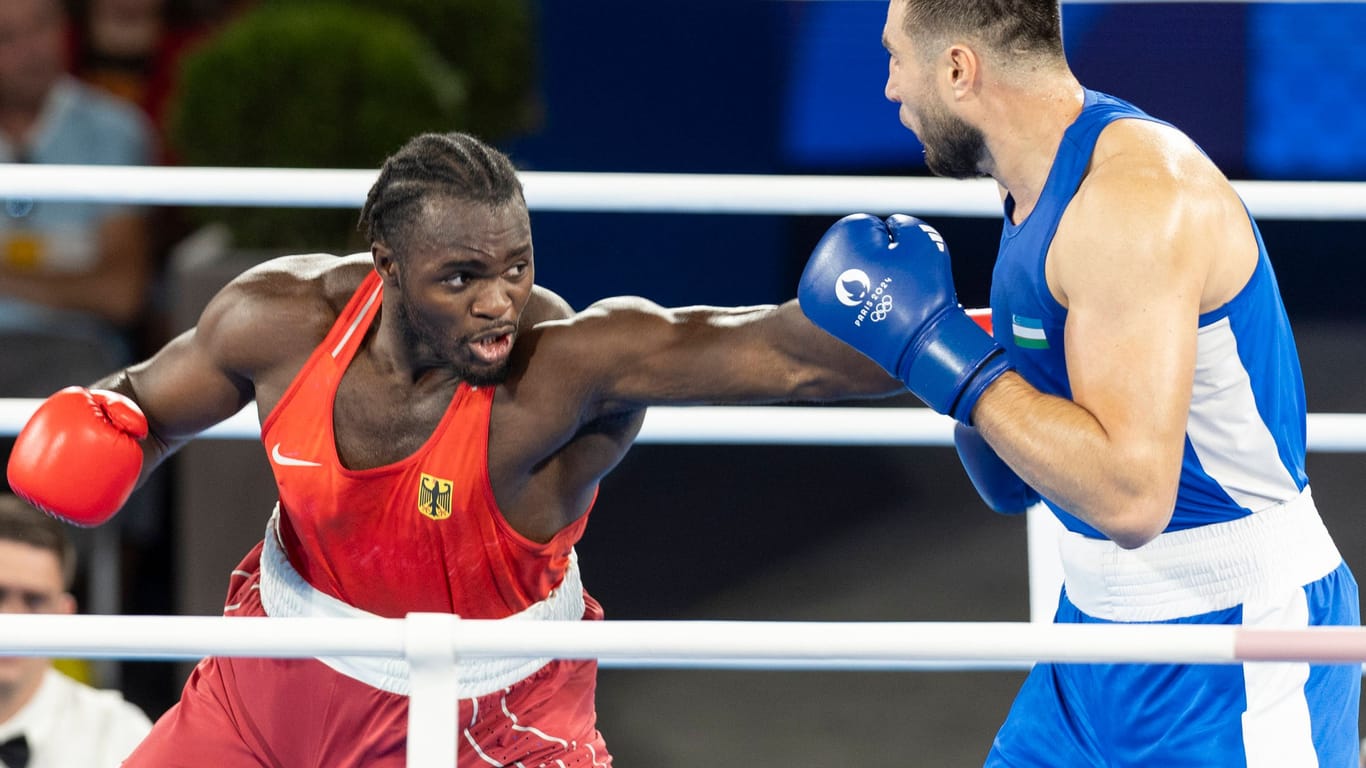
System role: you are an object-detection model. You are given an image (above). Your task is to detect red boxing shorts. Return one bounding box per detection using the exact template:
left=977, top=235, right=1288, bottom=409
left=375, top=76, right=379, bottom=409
left=124, top=543, right=612, bottom=767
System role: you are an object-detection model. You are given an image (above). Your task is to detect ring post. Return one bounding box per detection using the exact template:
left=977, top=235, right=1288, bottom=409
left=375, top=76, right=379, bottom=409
left=404, top=612, right=461, bottom=768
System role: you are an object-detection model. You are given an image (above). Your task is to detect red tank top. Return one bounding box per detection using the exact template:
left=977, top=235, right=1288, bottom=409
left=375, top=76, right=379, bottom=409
left=259, top=271, right=593, bottom=619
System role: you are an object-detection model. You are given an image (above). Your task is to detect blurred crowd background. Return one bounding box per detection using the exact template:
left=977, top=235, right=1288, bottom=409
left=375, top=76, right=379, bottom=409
left=1, top=1, right=1363, bottom=765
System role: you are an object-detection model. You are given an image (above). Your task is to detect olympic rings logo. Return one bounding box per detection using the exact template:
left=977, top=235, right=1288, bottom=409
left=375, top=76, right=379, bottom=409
left=869, top=295, right=894, bottom=322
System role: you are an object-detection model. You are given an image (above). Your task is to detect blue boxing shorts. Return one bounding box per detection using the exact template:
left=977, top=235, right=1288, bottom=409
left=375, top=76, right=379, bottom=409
left=986, top=490, right=1360, bottom=767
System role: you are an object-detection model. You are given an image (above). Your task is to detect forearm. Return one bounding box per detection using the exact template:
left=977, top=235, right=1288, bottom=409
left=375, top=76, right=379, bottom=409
left=971, top=372, right=1176, bottom=547
left=92, top=369, right=184, bottom=484
left=771, top=301, right=905, bottom=401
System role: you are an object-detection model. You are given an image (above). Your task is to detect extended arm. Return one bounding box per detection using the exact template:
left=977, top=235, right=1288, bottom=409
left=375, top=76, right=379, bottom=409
left=533, top=295, right=902, bottom=418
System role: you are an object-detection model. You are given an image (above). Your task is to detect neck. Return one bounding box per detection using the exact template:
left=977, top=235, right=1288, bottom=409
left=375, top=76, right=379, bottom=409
left=0, top=668, right=45, bottom=725
left=980, top=73, right=1085, bottom=223
left=371, top=299, right=457, bottom=388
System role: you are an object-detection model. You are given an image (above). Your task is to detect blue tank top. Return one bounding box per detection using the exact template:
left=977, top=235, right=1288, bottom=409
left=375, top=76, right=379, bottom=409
left=989, top=89, right=1308, bottom=538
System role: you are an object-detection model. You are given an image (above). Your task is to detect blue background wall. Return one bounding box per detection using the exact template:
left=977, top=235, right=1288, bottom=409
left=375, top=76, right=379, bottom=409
left=507, top=1, right=1366, bottom=319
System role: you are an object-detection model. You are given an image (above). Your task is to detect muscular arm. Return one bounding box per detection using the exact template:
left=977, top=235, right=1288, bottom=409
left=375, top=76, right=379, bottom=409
left=971, top=127, right=1241, bottom=548
left=487, top=293, right=903, bottom=538
left=522, top=284, right=575, bottom=326
left=539, top=296, right=903, bottom=417
left=94, top=257, right=332, bottom=483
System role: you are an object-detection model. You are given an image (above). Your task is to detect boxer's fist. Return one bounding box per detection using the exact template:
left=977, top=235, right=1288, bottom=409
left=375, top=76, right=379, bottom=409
left=799, top=214, right=1011, bottom=423
left=7, top=387, right=147, bottom=526
left=954, top=422, right=1039, bottom=515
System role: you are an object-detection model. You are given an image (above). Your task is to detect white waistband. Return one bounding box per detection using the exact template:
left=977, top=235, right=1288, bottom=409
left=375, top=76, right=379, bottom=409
left=1059, top=487, right=1342, bottom=622
left=257, top=506, right=587, bottom=698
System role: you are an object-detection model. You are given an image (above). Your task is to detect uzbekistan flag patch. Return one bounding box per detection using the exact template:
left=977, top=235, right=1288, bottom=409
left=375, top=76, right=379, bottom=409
left=1011, top=315, right=1049, bottom=349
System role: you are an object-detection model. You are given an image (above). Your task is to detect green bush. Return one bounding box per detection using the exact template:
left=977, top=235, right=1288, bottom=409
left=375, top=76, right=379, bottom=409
left=267, top=0, right=538, bottom=140
left=167, top=3, right=469, bottom=251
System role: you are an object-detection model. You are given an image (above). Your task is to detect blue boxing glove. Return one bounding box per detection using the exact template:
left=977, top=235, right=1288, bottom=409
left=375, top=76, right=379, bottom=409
left=954, top=422, right=1039, bottom=515
left=798, top=214, right=1011, bottom=423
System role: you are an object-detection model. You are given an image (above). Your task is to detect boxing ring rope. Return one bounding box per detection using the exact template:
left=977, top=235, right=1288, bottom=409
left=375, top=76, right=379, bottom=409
left=1, top=613, right=1365, bottom=766
left=3, top=614, right=1366, bottom=667
left=1, top=163, right=1365, bottom=219
left=4, top=164, right=1366, bottom=764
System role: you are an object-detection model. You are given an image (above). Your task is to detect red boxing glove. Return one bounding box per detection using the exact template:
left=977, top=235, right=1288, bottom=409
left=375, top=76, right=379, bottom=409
left=7, top=386, right=148, bottom=526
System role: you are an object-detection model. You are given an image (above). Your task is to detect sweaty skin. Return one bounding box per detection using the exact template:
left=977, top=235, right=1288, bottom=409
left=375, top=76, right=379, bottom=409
left=97, top=197, right=900, bottom=544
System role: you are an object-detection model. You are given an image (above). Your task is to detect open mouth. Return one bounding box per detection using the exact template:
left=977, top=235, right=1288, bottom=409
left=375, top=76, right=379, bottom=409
left=468, top=329, right=515, bottom=365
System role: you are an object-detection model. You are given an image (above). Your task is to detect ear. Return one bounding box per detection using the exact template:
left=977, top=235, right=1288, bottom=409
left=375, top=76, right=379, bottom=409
left=943, top=43, right=981, bottom=102
left=372, top=242, right=399, bottom=285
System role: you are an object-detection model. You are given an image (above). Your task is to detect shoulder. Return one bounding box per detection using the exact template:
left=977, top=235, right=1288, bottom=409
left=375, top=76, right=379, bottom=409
left=529, top=296, right=665, bottom=332
left=522, top=284, right=575, bottom=327
left=1052, top=119, right=1237, bottom=301
left=213, top=252, right=366, bottom=314
left=531, top=296, right=670, bottom=344
left=1084, top=119, right=1229, bottom=207
left=198, top=252, right=372, bottom=373
left=1062, top=118, right=1234, bottom=246
left=509, top=296, right=666, bottom=383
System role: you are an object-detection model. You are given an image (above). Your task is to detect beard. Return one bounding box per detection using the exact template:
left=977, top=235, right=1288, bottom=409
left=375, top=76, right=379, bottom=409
left=917, top=102, right=988, bottom=180
left=394, top=293, right=513, bottom=388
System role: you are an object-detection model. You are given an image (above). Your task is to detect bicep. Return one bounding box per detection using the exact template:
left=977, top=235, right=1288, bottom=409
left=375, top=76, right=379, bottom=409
left=122, top=278, right=282, bottom=441
left=1054, top=193, right=1202, bottom=453
left=125, top=327, right=254, bottom=441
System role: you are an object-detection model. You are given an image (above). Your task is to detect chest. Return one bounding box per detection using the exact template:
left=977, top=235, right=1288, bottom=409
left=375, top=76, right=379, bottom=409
left=331, top=372, right=460, bottom=470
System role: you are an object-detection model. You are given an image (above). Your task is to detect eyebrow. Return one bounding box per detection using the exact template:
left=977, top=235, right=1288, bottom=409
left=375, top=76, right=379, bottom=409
left=439, top=243, right=531, bottom=269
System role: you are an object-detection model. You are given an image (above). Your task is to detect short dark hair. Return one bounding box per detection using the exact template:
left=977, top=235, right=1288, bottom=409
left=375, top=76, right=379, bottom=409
left=901, top=0, right=1064, bottom=60
left=0, top=494, right=76, bottom=590
left=358, top=132, right=526, bottom=254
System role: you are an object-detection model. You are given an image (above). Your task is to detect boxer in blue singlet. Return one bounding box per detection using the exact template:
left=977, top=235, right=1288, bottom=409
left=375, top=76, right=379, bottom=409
left=796, top=1, right=1360, bottom=765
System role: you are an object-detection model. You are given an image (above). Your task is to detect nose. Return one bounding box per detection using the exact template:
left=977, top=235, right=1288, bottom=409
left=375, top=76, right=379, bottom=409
left=470, top=280, right=514, bottom=319
left=884, top=64, right=899, bottom=103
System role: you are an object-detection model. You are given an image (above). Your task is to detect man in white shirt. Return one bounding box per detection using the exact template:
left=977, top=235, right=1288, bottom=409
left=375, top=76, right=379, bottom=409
left=0, top=494, right=151, bottom=768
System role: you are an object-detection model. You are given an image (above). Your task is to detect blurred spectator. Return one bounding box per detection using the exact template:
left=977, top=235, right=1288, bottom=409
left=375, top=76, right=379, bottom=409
left=0, top=0, right=161, bottom=644
left=0, top=0, right=154, bottom=394
left=63, top=0, right=214, bottom=163
left=0, top=494, right=153, bottom=768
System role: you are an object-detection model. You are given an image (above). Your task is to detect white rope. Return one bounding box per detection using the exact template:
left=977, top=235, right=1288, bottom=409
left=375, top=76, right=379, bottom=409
left=807, top=0, right=1366, bottom=4
left=3, top=399, right=1366, bottom=450
left=4, top=613, right=1366, bottom=666
left=1, top=164, right=1363, bottom=219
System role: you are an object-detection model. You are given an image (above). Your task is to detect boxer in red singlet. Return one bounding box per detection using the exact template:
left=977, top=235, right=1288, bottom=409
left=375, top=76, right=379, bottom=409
left=8, top=132, right=900, bottom=766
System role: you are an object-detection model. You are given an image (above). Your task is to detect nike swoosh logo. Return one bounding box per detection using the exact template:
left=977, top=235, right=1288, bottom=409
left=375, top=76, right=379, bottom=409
left=271, top=443, right=323, bottom=467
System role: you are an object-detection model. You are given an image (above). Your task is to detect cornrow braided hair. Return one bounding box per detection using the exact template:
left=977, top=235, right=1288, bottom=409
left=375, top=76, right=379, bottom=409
left=359, top=132, right=525, bottom=252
